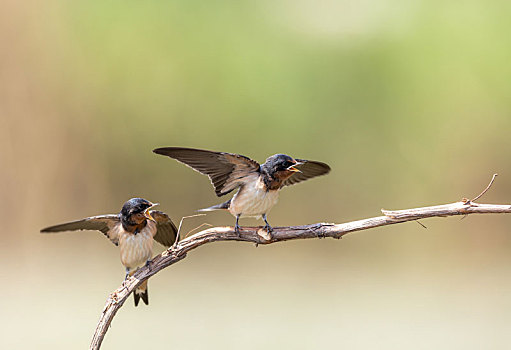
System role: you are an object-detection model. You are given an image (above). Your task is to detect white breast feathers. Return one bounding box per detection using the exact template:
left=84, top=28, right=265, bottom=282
left=118, top=220, right=157, bottom=270
left=229, top=175, right=280, bottom=218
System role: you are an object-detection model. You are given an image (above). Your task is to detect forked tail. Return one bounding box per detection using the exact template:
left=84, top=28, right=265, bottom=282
left=198, top=199, right=230, bottom=212
left=134, top=280, right=149, bottom=307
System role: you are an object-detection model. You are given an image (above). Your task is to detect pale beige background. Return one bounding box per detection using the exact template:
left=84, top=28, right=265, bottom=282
left=2, top=1, right=511, bottom=348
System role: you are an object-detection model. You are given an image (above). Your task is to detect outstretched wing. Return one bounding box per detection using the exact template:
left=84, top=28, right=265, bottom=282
left=150, top=210, right=178, bottom=247
left=153, top=147, right=260, bottom=196
left=282, top=159, right=331, bottom=187
left=40, top=214, right=121, bottom=246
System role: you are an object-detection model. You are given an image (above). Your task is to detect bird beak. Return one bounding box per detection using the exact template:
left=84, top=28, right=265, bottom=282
left=287, top=162, right=303, bottom=173
left=144, top=203, right=159, bottom=221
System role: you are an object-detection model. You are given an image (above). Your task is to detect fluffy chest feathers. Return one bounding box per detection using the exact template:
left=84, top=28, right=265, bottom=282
left=229, top=175, right=280, bottom=218
left=116, top=220, right=157, bottom=270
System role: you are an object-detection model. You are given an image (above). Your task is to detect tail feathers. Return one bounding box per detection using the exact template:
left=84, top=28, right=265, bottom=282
left=198, top=200, right=230, bottom=212
left=134, top=280, right=149, bottom=307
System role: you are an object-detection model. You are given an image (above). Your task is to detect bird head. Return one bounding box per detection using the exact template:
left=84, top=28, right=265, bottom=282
left=120, top=198, right=158, bottom=227
left=262, top=154, right=302, bottom=179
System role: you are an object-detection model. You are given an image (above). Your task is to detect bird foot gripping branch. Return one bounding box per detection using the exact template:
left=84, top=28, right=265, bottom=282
left=257, top=227, right=273, bottom=241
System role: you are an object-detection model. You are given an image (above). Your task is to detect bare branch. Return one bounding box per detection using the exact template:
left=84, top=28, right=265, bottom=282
left=90, top=181, right=511, bottom=349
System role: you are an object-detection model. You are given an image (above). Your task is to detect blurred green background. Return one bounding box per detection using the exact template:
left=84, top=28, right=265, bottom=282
left=2, top=0, right=511, bottom=348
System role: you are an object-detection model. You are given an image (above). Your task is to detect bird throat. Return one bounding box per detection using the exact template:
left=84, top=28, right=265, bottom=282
left=263, top=170, right=294, bottom=190
left=122, top=219, right=147, bottom=234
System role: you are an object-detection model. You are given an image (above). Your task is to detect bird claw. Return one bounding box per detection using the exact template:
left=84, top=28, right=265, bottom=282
left=263, top=224, right=273, bottom=240
left=261, top=214, right=273, bottom=239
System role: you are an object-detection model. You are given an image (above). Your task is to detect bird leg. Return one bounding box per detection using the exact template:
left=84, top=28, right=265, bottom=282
left=262, top=214, right=273, bottom=238
left=234, top=215, right=241, bottom=237
left=125, top=267, right=130, bottom=280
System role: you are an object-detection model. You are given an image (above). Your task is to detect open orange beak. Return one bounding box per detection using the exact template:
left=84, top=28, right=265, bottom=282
left=144, top=203, right=159, bottom=221
left=287, top=162, right=303, bottom=173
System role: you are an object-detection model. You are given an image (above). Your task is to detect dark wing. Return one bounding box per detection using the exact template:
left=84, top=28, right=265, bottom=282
left=40, top=214, right=121, bottom=246
left=150, top=210, right=178, bottom=247
left=153, top=147, right=260, bottom=196
left=282, top=159, right=331, bottom=187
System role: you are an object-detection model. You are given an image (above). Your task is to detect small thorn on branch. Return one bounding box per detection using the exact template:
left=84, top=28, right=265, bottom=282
left=471, top=173, right=498, bottom=202
left=415, top=220, right=427, bottom=229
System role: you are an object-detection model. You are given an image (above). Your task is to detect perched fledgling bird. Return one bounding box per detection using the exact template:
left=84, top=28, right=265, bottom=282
left=40, top=198, right=178, bottom=306
left=153, top=147, right=331, bottom=238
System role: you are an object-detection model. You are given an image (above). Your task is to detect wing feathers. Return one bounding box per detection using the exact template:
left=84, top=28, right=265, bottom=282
left=150, top=210, right=178, bottom=247
left=282, top=159, right=331, bottom=186
left=40, top=214, right=121, bottom=245
left=40, top=211, right=178, bottom=248
left=153, top=147, right=260, bottom=196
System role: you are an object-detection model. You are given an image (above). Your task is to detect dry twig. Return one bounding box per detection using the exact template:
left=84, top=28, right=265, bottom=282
left=471, top=173, right=498, bottom=202
left=90, top=175, right=510, bottom=350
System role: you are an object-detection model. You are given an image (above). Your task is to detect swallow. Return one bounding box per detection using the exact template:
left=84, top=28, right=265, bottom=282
left=153, top=147, right=331, bottom=238
left=41, top=198, right=178, bottom=306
